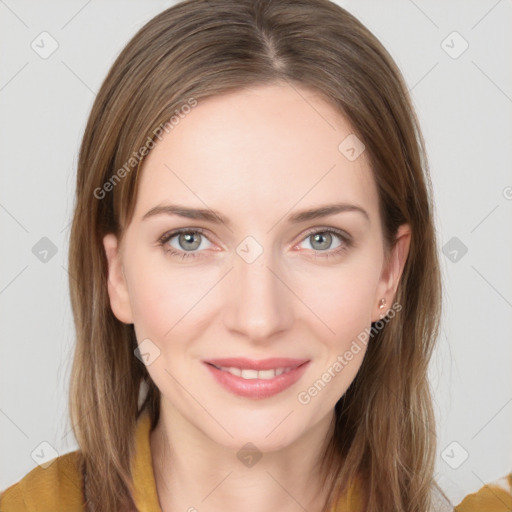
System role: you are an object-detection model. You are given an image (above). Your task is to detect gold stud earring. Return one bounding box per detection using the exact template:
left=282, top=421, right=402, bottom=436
left=378, top=298, right=386, bottom=319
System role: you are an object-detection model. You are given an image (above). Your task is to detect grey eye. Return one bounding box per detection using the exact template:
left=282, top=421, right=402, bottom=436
left=169, top=231, right=211, bottom=252
left=179, top=232, right=201, bottom=250
left=301, top=231, right=342, bottom=251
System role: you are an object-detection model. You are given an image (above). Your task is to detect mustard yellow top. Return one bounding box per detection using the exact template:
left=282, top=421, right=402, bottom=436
left=3, top=407, right=509, bottom=511
left=0, top=409, right=365, bottom=511
left=454, top=472, right=512, bottom=512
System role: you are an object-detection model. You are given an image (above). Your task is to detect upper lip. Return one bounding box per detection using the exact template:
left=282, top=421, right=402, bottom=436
left=204, top=357, right=310, bottom=371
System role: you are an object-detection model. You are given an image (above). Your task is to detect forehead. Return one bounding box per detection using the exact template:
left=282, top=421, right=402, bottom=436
left=133, top=83, right=378, bottom=226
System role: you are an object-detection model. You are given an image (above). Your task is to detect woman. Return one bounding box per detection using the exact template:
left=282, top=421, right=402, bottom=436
left=1, top=0, right=456, bottom=510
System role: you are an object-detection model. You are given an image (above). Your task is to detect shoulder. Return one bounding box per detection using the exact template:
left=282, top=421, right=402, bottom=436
left=0, top=450, right=85, bottom=512
left=455, top=473, right=512, bottom=512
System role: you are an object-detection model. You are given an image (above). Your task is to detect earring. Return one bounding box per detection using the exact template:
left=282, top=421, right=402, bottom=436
left=378, top=298, right=386, bottom=319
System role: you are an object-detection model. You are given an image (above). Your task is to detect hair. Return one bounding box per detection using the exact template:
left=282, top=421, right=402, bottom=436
left=67, top=0, right=450, bottom=510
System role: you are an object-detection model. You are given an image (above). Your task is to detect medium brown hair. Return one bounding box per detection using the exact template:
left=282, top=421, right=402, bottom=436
left=68, top=0, right=449, bottom=510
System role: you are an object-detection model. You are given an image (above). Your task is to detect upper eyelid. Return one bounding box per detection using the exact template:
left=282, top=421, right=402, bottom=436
left=301, top=226, right=351, bottom=241
left=159, top=227, right=212, bottom=247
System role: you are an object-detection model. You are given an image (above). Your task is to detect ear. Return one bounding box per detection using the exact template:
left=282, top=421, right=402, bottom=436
left=103, top=233, right=134, bottom=324
left=371, top=224, right=411, bottom=322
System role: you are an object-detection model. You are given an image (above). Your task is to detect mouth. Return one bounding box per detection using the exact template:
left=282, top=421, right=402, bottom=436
left=203, top=357, right=311, bottom=399
left=204, top=357, right=309, bottom=377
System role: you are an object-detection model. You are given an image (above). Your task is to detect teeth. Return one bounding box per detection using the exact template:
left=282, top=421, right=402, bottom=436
left=217, top=366, right=294, bottom=380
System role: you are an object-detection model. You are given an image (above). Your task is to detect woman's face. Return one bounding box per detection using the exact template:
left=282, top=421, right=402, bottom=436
left=104, top=82, right=410, bottom=451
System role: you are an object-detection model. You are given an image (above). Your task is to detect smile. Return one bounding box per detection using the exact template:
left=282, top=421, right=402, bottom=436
left=211, top=365, right=296, bottom=380
left=203, top=359, right=311, bottom=400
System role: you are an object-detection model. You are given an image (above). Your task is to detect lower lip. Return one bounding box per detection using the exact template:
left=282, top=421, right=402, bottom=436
left=204, top=362, right=310, bottom=400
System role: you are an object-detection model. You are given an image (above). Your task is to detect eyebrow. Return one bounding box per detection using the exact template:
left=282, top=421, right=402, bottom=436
left=141, top=202, right=370, bottom=225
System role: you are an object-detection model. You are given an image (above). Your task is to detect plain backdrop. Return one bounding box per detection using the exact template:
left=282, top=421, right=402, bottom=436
left=1, top=0, right=511, bottom=506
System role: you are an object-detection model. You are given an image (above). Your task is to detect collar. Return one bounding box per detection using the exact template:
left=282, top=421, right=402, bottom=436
left=130, top=408, right=162, bottom=512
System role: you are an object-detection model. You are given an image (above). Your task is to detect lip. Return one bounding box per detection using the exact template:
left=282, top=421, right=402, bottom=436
left=204, top=357, right=309, bottom=371
left=203, top=359, right=311, bottom=400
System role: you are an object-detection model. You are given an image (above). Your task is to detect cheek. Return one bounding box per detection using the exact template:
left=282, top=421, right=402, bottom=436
left=295, top=252, right=383, bottom=340
left=125, top=251, right=213, bottom=340
left=292, top=252, right=382, bottom=407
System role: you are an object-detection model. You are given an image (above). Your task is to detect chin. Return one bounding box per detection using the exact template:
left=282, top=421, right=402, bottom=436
left=205, top=413, right=307, bottom=453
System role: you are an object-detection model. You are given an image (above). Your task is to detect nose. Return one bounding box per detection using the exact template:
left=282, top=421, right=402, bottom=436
left=222, top=248, right=294, bottom=343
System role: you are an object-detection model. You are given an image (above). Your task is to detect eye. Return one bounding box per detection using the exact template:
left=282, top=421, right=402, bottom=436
left=158, top=228, right=212, bottom=260
left=297, top=227, right=352, bottom=259
left=158, top=226, right=352, bottom=261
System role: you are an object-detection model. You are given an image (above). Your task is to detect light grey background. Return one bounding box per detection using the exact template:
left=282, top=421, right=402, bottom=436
left=1, top=0, right=511, bottom=506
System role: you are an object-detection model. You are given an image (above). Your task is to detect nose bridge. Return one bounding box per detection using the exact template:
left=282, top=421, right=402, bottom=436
left=223, top=237, right=293, bottom=340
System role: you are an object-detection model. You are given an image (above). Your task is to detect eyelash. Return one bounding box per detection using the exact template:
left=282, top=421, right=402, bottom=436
left=157, top=227, right=353, bottom=261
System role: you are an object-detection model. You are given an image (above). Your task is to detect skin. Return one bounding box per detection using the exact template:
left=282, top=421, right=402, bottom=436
left=103, top=82, right=410, bottom=512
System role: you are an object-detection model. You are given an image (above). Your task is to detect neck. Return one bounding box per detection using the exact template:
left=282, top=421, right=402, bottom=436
left=150, top=403, right=336, bottom=512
